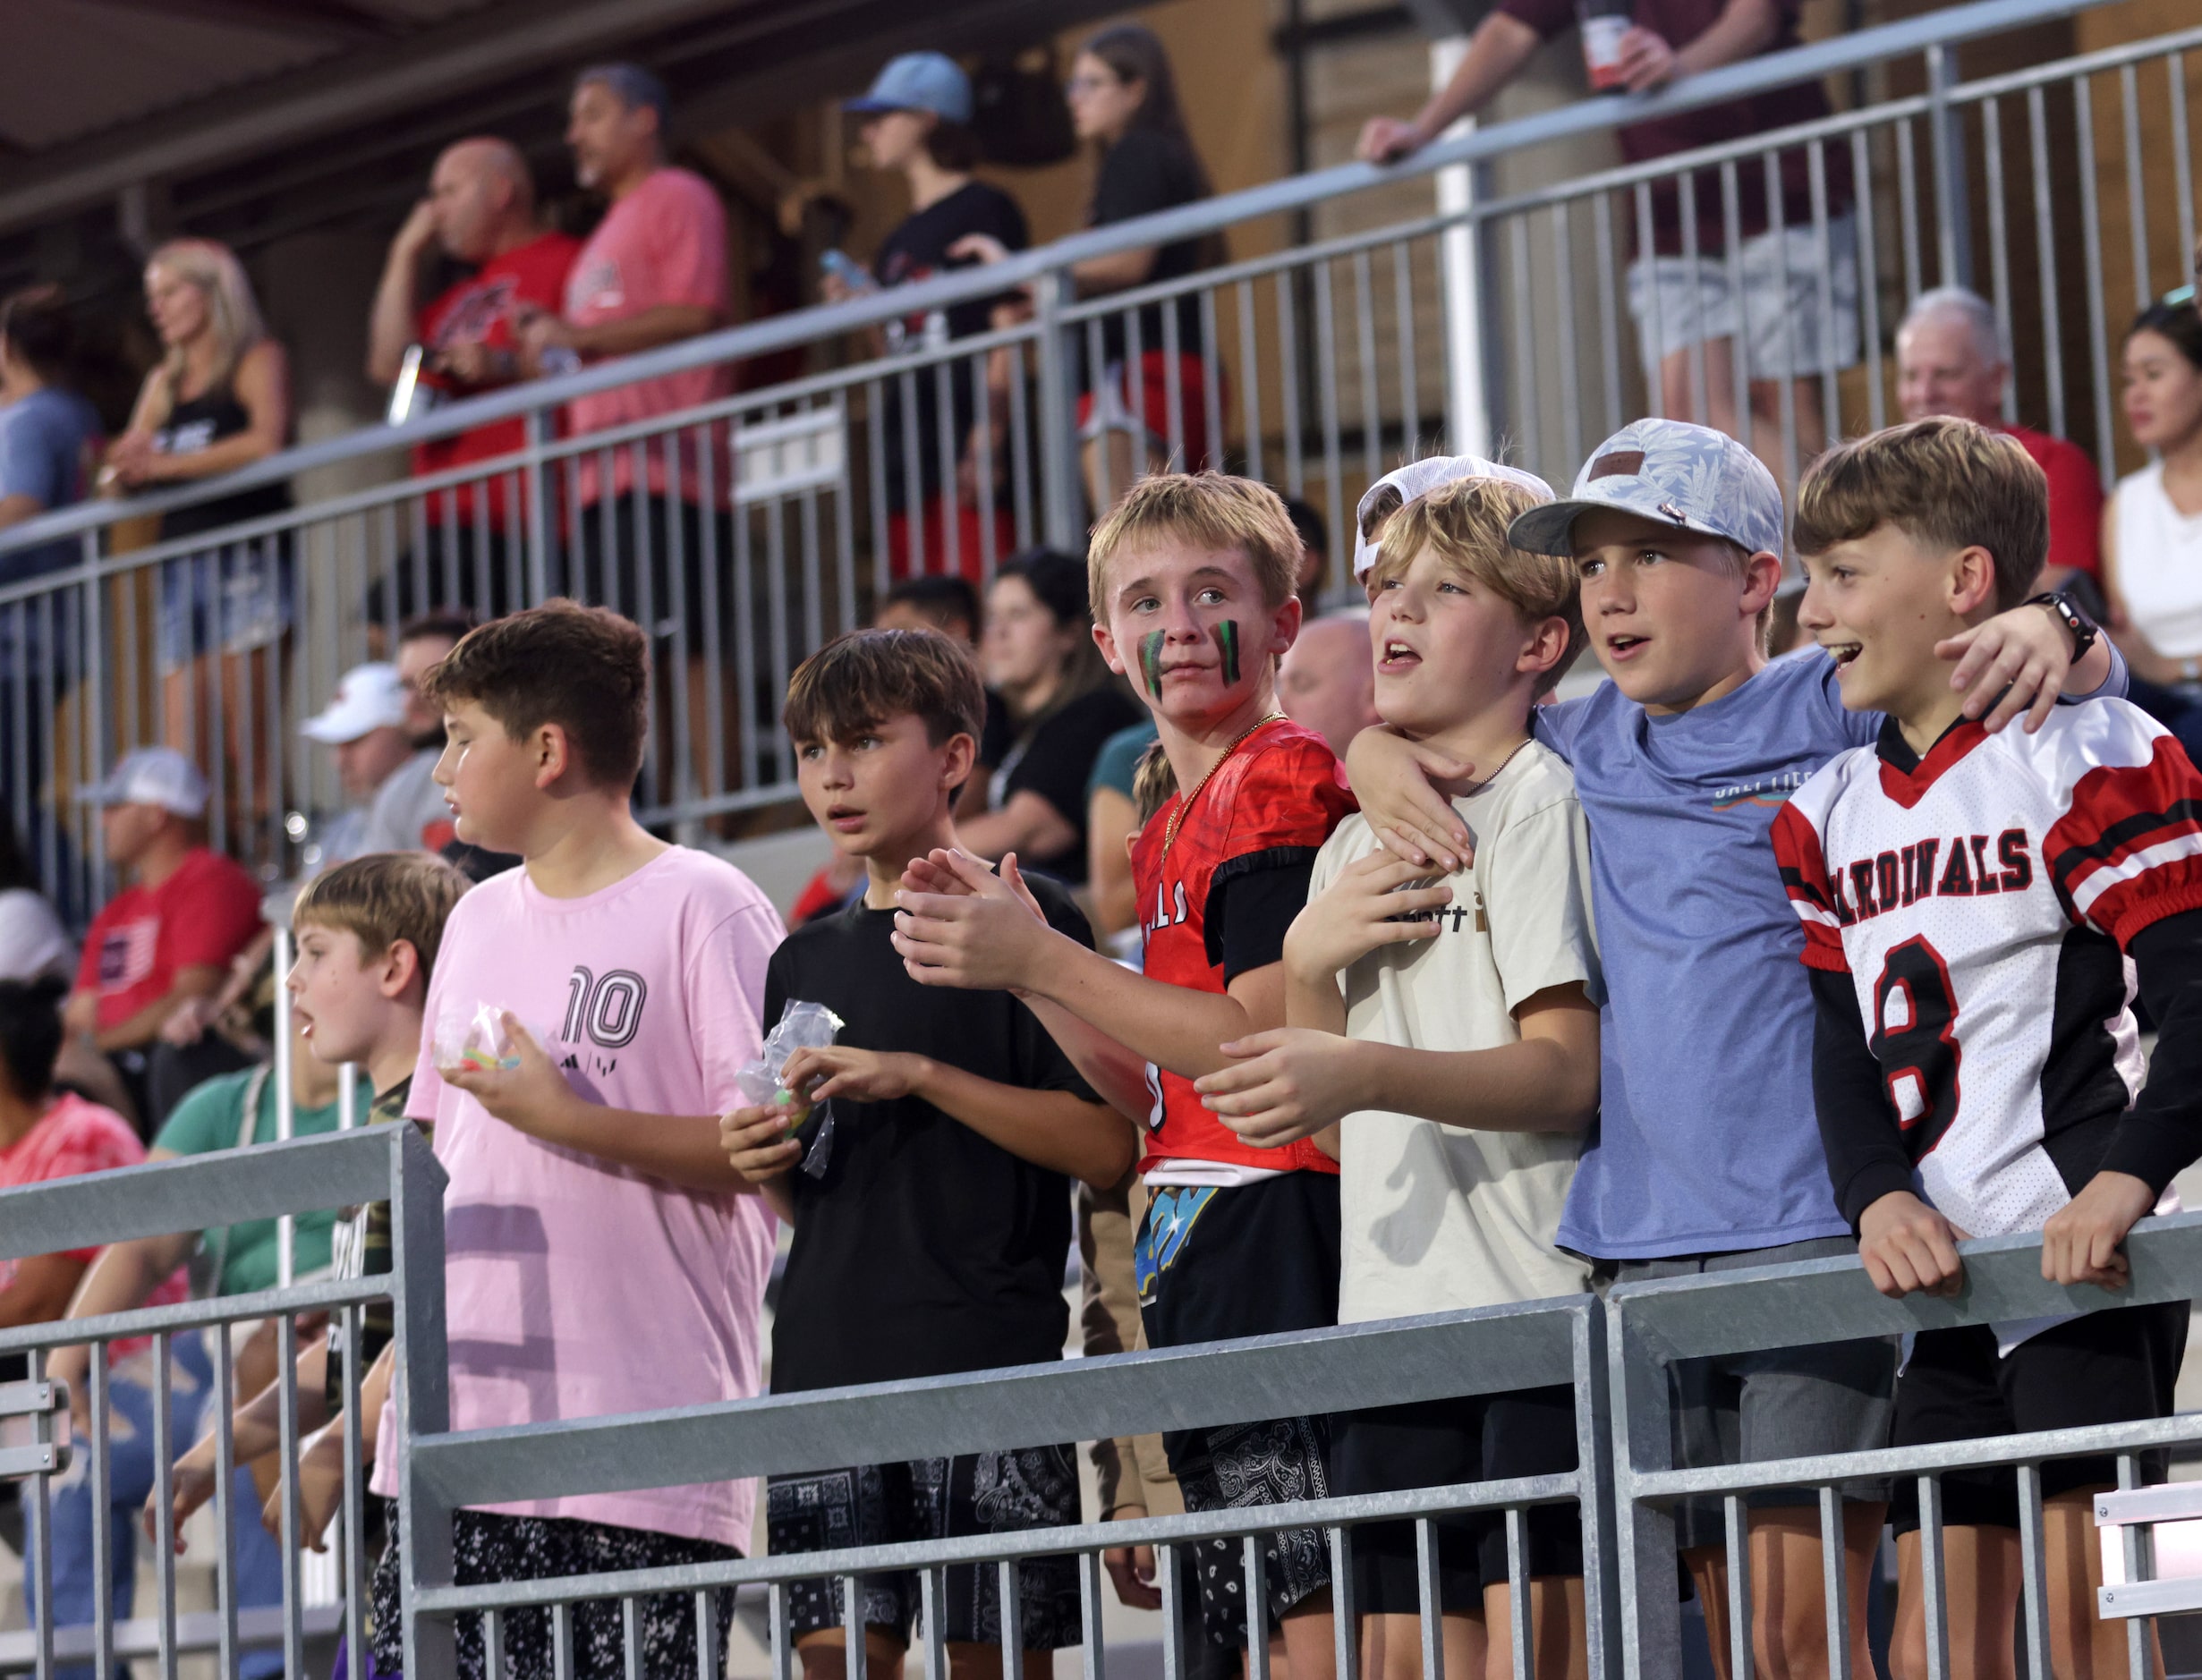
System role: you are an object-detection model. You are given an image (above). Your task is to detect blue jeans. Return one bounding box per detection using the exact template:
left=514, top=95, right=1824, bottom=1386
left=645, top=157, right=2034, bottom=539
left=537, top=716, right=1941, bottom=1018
left=29, top=1331, right=287, bottom=1680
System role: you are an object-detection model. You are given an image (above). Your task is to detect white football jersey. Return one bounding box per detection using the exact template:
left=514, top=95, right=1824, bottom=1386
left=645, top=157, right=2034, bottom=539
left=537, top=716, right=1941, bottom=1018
left=1773, top=700, right=2202, bottom=1240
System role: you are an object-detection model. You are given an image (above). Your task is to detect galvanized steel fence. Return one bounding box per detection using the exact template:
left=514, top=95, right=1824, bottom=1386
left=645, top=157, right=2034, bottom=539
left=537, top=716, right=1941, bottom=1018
left=0, top=0, right=2195, bottom=912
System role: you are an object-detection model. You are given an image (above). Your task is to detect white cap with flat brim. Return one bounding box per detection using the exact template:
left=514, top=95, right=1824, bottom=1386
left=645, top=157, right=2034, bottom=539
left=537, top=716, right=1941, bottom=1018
left=301, top=662, right=409, bottom=744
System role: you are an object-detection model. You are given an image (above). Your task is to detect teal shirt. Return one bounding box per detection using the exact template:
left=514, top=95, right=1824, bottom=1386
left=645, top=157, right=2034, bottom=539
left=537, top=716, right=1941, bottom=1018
left=154, top=1069, right=359, bottom=1294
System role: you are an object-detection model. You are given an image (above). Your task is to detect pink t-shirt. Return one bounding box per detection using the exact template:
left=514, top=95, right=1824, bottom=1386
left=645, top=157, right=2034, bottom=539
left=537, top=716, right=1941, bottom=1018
left=372, top=846, right=784, bottom=1547
left=564, top=168, right=733, bottom=505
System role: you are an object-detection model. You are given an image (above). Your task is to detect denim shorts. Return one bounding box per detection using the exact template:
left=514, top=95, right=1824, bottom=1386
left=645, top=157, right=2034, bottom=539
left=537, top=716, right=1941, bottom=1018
left=1627, top=214, right=1861, bottom=382
left=1610, top=1235, right=1898, bottom=1551
left=157, top=539, right=293, bottom=672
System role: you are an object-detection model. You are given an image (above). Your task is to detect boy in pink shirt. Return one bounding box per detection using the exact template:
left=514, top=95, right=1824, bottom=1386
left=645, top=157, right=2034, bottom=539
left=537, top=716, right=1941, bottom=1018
left=367, top=599, right=783, bottom=1680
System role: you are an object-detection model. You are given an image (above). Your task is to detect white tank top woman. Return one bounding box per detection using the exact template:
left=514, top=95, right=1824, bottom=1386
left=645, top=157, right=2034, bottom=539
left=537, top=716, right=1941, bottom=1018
left=2113, top=459, right=2202, bottom=666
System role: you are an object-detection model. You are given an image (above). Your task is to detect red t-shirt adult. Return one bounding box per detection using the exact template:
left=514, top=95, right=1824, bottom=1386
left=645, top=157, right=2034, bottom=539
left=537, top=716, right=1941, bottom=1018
left=1131, top=718, right=1356, bottom=1177
left=2004, top=422, right=2104, bottom=581
left=563, top=167, right=733, bottom=505
left=1498, top=0, right=1854, bottom=258
left=76, top=846, right=263, bottom=1032
left=414, top=231, right=583, bottom=528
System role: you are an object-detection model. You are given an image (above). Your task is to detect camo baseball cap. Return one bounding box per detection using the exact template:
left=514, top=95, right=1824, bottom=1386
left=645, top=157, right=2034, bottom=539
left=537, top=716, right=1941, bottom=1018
left=1507, top=418, right=1786, bottom=560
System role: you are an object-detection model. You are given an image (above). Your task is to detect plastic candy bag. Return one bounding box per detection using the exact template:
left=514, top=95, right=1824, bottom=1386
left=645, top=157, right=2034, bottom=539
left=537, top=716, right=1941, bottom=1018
left=434, top=1002, right=522, bottom=1074
left=736, top=1000, right=846, bottom=1178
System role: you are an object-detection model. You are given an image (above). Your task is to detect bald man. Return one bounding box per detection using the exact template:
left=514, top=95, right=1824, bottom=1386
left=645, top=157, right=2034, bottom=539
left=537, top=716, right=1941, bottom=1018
left=1895, top=285, right=2104, bottom=587
left=365, top=138, right=582, bottom=619
left=1280, top=611, right=1382, bottom=760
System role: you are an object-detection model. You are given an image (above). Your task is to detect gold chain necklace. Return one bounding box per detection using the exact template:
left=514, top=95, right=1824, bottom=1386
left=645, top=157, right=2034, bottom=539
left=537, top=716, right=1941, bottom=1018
left=1161, top=713, right=1286, bottom=859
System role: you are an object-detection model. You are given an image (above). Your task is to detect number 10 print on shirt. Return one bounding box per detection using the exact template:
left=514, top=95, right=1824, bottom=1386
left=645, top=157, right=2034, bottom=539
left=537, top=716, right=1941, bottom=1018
left=562, top=967, right=648, bottom=1053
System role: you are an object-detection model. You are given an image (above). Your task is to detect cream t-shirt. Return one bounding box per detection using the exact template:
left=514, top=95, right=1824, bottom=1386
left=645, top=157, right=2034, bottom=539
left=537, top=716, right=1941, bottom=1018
left=1320, top=740, right=1603, bottom=1322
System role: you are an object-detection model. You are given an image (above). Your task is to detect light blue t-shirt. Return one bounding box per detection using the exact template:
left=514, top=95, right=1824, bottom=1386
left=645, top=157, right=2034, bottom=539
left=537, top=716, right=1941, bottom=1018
left=0, top=386, right=100, bottom=586
left=1535, top=643, right=2124, bottom=1260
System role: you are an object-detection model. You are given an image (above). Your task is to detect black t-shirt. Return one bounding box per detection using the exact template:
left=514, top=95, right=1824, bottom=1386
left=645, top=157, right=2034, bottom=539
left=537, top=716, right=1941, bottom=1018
left=990, top=686, right=1146, bottom=886
left=1087, top=128, right=1210, bottom=377
left=766, top=878, right=1099, bottom=1393
left=873, top=182, right=1030, bottom=510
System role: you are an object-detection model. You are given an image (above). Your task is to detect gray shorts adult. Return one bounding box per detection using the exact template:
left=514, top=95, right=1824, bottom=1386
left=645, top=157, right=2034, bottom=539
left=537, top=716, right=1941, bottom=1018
left=1611, top=1236, right=1896, bottom=1553
left=1627, top=214, right=1861, bottom=384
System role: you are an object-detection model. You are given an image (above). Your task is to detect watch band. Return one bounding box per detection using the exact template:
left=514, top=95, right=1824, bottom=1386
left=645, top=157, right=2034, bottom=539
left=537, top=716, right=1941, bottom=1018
left=2025, top=590, right=2099, bottom=664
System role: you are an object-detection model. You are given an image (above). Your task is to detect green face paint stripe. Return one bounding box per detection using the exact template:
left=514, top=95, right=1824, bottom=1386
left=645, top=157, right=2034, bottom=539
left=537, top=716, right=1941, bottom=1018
left=1218, top=619, right=1241, bottom=685
left=1139, top=631, right=1167, bottom=695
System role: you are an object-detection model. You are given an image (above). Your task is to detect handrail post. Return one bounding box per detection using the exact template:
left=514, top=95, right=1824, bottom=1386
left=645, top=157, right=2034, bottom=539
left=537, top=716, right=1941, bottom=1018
left=1034, top=267, right=1083, bottom=549
left=523, top=404, right=553, bottom=606
left=1609, top=1309, right=1684, bottom=1680
left=79, top=529, right=105, bottom=911
left=394, top=1123, right=456, bottom=1680
left=1927, top=41, right=1974, bottom=290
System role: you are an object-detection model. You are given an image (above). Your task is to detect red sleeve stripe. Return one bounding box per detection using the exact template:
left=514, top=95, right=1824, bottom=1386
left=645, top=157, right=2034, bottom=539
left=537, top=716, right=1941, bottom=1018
left=2045, top=739, right=2202, bottom=944
left=1772, top=802, right=1852, bottom=971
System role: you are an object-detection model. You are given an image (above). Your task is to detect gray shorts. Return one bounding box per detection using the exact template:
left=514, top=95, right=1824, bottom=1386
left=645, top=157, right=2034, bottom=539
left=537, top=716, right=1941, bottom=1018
left=1612, top=1236, right=1897, bottom=1553
left=1627, top=214, right=1861, bottom=382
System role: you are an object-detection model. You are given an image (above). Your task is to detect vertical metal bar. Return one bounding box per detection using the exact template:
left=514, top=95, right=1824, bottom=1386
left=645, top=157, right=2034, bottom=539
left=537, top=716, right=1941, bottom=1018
left=919, top=1563, right=948, bottom=1680
left=1314, top=261, right=1345, bottom=574
left=1505, top=1507, right=1534, bottom=1680
left=897, top=369, right=926, bottom=575
left=2172, top=55, right=2197, bottom=284
left=1161, top=291, right=1187, bottom=471
left=1724, top=1493, right=1754, bottom=1680
left=866, top=377, right=891, bottom=598
left=2117, top=1454, right=2153, bottom=1680
left=2121, top=63, right=2151, bottom=308
left=694, top=1590, right=718, bottom=1680
left=1331, top=1525, right=1360, bottom=1680
left=1509, top=216, right=1540, bottom=458
left=1896, top=118, right=1924, bottom=306
left=153, top=1333, right=177, bottom=1680
left=1080, top=1548, right=1110, bottom=1680
left=1201, top=286, right=1225, bottom=475
left=394, top=1118, right=456, bottom=1680
left=1416, top=1516, right=1446, bottom=1680
left=28, top=1350, right=52, bottom=1680
left=624, top=1597, right=643, bottom=1680
left=486, top=1608, right=506, bottom=1680
left=733, top=471, right=762, bottom=796
left=973, top=354, right=1000, bottom=580
left=998, top=1557, right=1025, bottom=1680
left=769, top=1581, right=794, bottom=1680
left=89, top=1345, right=114, bottom=1679
left=1808, top=142, right=1841, bottom=452
left=273, top=921, right=295, bottom=1285
left=279, top=1312, right=305, bottom=1680
left=1917, top=1476, right=1951, bottom=1680
left=1679, top=172, right=1709, bottom=425
left=1034, top=268, right=1082, bottom=550
left=2016, top=1464, right=2050, bottom=1680
left=665, top=441, right=694, bottom=810
left=2075, top=74, right=2117, bottom=482
left=1635, top=183, right=1664, bottom=419
left=214, top=1328, right=238, bottom=1680
left=1355, top=249, right=1382, bottom=484
left=1244, top=1535, right=1271, bottom=1680
left=553, top=1600, right=575, bottom=1680
left=1926, top=44, right=1971, bottom=287
left=1087, top=318, right=1115, bottom=514
left=1395, top=240, right=1422, bottom=462
left=1610, top=1308, right=1686, bottom=1680
left=1594, top=193, right=1624, bottom=438
left=1982, top=98, right=2019, bottom=425
left=1847, top=132, right=1884, bottom=436
left=1764, top=151, right=1801, bottom=495
left=1552, top=208, right=1583, bottom=471
left=1239, top=278, right=1265, bottom=486
left=1817, top=1485, right=1852, bottom=1680
left=1158, top=1540, right=1186, bottom=1680
left=764, top=496, right=795, bottom=789
left=1721, top=163, right=1755, bottom=453
left=1127, top=300, right=1149, bottom=486
left=1006, top=343, right=1036, bottom=552
left=342, top=1302, right=366, bottom=1680
left=936, top=348, right=965, bottom=578
left=697, top=425, right=727, bottom=804
left=2029, top=85, right=2068, bottom=437
left=843, top=1573, right=867, bottom=1680
left=1277, top=270, right=1305, bottom=498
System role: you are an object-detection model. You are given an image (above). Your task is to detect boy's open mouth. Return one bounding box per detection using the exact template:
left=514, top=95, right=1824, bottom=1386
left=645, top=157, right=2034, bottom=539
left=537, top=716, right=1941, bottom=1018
left=1826, top=640, right=1864, bottom=667
left=1378, top=638, right=1420, bottom=670
left=1605, top=632, right=1649, bottom=658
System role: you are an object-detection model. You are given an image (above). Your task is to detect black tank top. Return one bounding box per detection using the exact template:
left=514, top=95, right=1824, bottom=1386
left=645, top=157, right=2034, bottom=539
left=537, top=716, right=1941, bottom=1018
left=153, top=374, right=292, bottom=541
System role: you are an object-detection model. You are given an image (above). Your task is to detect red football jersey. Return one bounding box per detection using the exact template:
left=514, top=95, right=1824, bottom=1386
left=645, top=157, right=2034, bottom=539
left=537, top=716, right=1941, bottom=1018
left=1131, top=717, right=1356, bottom=1175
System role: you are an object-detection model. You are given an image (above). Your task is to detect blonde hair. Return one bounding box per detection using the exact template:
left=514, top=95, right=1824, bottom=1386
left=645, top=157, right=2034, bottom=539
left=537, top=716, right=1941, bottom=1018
left=147, top=239, right=266, bottom=392
left=1793, top=417, right=2048, bottom=611
left=1087, top=472, right=1303, bottom=616
left=1370, top=478, right=1586, bottom=699
left=1131, top=738, right=1178, bottom=824
left=293, top=852, right=470, bottom=991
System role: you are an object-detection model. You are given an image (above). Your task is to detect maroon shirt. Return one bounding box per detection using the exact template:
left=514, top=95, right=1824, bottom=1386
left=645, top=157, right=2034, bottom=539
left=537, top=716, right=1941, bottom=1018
left=1500, top=0, right=1855, bottom=257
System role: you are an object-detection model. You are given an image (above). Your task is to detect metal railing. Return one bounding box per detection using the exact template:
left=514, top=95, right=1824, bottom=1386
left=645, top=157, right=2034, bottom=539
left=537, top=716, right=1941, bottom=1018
left=396, top=1294, right=1612, bottom=1680
left=1607, top=1214, right=2202, bottom=1680
left=0, top=1126, right=446, bottom=1680
left=0, top=0, right=2191, bottom=910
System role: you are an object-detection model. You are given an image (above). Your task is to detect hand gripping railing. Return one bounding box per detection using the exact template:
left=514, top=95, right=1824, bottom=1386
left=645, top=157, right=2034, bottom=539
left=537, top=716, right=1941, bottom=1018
left=397, top=1294, right=1613, bottom=1680
left=0, top=1126, right=447, bottom=1680
left=1605, top=1213, right=2202, bottom=1680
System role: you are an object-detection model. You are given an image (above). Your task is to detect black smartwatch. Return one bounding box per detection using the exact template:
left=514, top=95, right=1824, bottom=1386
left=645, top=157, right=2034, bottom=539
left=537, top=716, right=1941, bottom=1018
left=2026, top=590, right=2099, bottom=665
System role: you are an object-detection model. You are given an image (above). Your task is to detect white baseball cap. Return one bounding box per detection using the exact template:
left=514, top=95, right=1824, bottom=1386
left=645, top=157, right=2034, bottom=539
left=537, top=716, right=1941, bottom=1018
left=300, top=663, right=409, bottom=744
left=78, top=746, right=209, bottom=818
left=1352, top=454, right=1556, bottom=579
